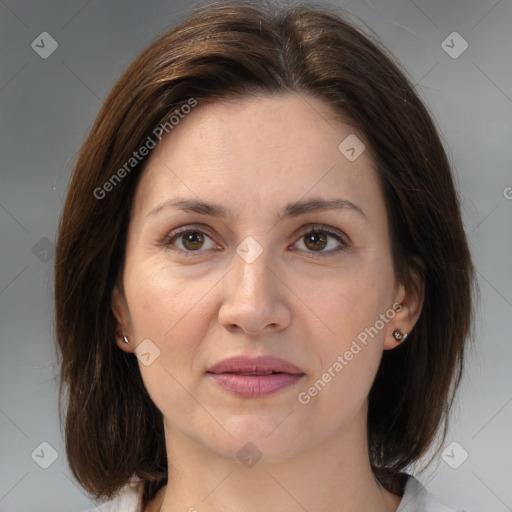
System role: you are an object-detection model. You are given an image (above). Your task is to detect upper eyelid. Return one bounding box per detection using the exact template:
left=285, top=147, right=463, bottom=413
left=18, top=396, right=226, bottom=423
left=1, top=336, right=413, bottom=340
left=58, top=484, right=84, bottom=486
left=166, top=224, right=218, bottom=243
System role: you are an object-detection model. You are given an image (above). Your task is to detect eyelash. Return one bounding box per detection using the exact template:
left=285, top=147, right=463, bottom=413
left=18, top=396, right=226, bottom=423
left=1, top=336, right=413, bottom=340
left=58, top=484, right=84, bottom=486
left=160, top=224, right=350, bottom=258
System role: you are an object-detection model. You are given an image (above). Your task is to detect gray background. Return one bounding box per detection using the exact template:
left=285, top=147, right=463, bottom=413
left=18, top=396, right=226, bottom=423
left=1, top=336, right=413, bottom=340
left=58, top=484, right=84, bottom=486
left=1, top=0, right=511, bottom=511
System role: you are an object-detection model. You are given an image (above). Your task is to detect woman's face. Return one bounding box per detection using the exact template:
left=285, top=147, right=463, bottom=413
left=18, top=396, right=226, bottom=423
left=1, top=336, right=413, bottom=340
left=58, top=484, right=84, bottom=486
left=113, top=93, right=420, bottom=462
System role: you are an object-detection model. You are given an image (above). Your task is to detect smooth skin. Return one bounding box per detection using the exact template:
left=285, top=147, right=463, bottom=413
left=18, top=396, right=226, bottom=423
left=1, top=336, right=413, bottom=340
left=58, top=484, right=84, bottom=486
left=112, top=93, right=423, bottom=512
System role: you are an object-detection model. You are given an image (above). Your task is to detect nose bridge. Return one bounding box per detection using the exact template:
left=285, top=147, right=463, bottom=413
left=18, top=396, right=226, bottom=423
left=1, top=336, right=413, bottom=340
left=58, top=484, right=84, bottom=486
left=218, top=239, right=291, bottom=333
left=231, top=240, right=275, bottom=301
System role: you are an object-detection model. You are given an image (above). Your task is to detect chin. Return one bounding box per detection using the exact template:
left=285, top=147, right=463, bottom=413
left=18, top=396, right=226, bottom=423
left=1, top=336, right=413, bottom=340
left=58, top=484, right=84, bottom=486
left=208, top=415, right=309, bottom=463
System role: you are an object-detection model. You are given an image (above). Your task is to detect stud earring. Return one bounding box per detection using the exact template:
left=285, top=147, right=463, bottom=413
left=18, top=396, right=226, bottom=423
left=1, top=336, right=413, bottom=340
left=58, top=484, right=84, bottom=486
left=117, top=331, right=130, bottom=344
left=393, top=328, right=408, bottom=342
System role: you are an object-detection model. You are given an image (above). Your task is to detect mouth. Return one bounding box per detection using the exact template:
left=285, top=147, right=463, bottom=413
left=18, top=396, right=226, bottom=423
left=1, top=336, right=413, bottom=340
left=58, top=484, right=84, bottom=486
left=206, top=355, right=305, bottom=397
left=223, top=370, right=275, bottom=376
left=207, top=355, right=304, bottom=375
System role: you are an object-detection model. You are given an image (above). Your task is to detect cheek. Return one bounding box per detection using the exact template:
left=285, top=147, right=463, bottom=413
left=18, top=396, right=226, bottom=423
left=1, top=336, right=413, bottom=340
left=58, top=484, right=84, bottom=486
left=123, top=258, right=218, bottom=379
left=294, top=251, right=395, bottom=408
left=124, top=261, right=216, bottom=417
left=298, top=255, right=394, bottom=344
left=126, top=257, right=206, bottom=334
left=295, top=269, right=393, bottom=426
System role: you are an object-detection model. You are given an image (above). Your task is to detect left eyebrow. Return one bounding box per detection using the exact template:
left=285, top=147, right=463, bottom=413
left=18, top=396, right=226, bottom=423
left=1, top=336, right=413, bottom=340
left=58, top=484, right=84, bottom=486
left=145, top=196, right=367, bottom=222
left=281, top=197, right=367, bottom=222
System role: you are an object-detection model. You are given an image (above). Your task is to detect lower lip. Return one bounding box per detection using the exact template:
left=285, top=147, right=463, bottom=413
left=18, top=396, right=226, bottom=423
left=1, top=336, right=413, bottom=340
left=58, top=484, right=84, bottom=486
left=208, top=372, right=305, bottom=397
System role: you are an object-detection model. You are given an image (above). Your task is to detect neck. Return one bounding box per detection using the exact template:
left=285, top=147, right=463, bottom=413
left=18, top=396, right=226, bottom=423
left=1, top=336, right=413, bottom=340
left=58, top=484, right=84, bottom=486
left=150, top=409, right=402, bottom=512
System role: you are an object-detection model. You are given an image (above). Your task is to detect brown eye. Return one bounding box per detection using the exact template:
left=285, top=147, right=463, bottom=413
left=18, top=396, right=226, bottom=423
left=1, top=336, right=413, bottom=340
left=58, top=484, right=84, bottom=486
left=304, top=232, right=328, bottom=251
left=292, top=226, right=349, bottom=255
left=181, top=231, right=205, bottom=251
left=163, top=227, right=218, bottom=255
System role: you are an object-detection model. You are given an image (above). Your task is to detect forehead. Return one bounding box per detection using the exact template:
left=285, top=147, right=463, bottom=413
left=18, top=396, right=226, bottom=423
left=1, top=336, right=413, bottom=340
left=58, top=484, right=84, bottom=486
left=131, top=93, right=383, bottom=222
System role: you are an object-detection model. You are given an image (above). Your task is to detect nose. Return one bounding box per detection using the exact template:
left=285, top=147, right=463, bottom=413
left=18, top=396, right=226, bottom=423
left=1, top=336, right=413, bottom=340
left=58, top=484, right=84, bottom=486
left=218, top=248, right=292, bottom=335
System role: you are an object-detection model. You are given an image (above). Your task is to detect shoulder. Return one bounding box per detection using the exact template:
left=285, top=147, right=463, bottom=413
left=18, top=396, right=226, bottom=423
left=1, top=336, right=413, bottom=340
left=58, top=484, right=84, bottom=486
left=398, top=476, right=470, bottom=512
left=81, top=475, right=143, bottom=512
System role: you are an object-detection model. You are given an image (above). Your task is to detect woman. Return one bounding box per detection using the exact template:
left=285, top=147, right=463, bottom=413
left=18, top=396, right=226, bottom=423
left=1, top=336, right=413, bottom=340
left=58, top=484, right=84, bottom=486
left=54, top=1, right=475, bottom=511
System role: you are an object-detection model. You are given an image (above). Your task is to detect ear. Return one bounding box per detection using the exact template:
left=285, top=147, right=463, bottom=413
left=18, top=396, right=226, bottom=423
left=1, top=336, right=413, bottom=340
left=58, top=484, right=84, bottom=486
left=384, top=266, right=424, bottom=350
left=111, top=284, right=135, bottom=353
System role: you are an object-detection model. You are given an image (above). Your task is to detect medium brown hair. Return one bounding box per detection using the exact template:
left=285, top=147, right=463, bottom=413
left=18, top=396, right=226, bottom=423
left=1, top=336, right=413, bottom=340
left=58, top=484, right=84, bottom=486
left=54, top=0, right=475, bottom=508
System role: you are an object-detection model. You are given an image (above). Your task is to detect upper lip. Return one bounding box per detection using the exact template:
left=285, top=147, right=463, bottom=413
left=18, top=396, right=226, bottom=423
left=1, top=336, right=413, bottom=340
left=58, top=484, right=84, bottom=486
left=207, top=355, right=304, bottom=375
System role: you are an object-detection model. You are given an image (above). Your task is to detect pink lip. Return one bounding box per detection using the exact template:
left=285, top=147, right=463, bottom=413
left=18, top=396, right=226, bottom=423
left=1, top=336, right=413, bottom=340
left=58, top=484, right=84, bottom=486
left=207, top=355, right=305, bottom=398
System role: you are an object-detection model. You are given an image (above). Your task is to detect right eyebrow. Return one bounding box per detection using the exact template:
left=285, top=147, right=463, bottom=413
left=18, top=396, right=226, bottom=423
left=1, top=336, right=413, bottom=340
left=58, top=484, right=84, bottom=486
left=146, top=198, right=228, bottom=218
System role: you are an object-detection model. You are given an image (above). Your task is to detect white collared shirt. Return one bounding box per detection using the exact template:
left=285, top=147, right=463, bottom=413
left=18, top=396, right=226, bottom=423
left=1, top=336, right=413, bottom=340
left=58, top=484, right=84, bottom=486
left=84, top=474, right=469, bottom=512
